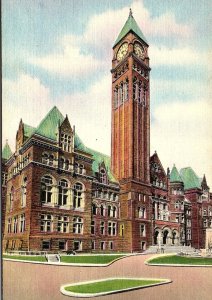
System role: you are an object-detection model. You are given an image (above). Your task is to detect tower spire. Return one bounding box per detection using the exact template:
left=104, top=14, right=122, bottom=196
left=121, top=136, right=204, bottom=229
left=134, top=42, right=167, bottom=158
left=129, top=8, right=133, bottom=17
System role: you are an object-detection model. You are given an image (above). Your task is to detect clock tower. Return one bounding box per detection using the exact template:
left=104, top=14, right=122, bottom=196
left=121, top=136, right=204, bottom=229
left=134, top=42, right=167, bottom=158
left=111, top=9, right=150, bottom=183
left=111, top=10, right=152, bottom=252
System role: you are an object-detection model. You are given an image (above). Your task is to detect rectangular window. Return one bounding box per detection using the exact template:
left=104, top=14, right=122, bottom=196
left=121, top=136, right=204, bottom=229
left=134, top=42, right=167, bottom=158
left=20, top=214, right=25, bottom=233
left=109, top=241, right=114, bottom=250
left=40, top=214, right=53, bottom=232
left=92, top=241, right=95, bottom=250
left=7, top=218, right=12, bottom=233
left=59, top=241, right=66, bottom=251
left=13, top=216, right=18, bottom=233
left=100, top=222, right=105, bottom=235
left=91, top=220, right=95, bottom=235
left=140, top=224, right=146, bottom=237
left=42, top=240, right=50, bottom=250
left=73, top=217, right=83, bottom=234
left=61, top=133, right=72, bottom=152
left=108, top=222, right=116, bottom=236
left=73, top=241, right=82, bottom=251
left=141, top=241, right=146, bottom=251
left=138, top=207, right=146, bottom=218
left=57, top=216, right=69, bottom=233
left=100, top=241, right=105, bottom=250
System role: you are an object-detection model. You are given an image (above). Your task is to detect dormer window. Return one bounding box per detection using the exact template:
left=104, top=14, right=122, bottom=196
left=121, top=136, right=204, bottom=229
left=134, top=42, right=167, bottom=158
left=99, top=169, right=107, bottom=184
left=60, top=133, right=72, bottom=152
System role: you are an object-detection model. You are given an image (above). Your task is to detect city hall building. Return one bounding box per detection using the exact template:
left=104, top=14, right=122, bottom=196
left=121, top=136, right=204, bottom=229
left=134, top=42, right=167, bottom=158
left=2, top=12, right=212, bottom=253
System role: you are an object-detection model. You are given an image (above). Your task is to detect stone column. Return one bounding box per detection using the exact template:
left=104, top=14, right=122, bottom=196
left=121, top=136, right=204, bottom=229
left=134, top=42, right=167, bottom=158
left=155, top=202, right=157, bottom=220
left=52, top=185, right=58, bottom=206
left=67, top=188, right=73, bottom=208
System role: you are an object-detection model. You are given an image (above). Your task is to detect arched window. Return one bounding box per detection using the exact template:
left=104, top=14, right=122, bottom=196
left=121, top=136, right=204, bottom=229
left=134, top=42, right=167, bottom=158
left=113, top=206, right=117, bottom=218
left=138, top=80, right=142, bottom=103
left=99, top=169, right=107, bottom=184
left=41, top=176, right=53, bottom=204
left=124, top=79, right=129, bottom=101
left=92, top=203, right=98, bottom=215
left=64, top=160, right=70, bottom=170
left=114, top=86, right=118, bottom=108
left=21, top=177, right=27, bottom=207
left=58, top=179, right=68, bottom=206
left=100, top=205, right=105, bottom=216
left=133, top=77, right=138, bottom=101
left=9, top=187, right=14, bottom=211
left=73, top=182, right=84, bottom=208
left=120, top=82, right=123, bottom=105
left=60, top=157, right=65, bottom=169
left=108, top=205, right=112, bottom=217
left=60, top=133, right=72, bottom=152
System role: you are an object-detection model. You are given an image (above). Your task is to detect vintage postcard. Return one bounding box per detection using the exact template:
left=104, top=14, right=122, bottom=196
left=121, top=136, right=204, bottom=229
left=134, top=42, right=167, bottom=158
left=2, top=1, right=212, bottom=299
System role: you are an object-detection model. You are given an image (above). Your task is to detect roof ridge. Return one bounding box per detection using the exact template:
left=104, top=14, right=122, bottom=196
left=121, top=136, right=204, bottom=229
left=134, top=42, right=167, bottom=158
left=113, top=11, right=148, bottom=47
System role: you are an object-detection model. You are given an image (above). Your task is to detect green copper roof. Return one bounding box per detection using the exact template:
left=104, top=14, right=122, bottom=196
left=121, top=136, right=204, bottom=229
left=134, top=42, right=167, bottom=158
left=31, top=106, right=117, bottom=183
left=35, top=106, right=64, bottom=140
left=2, top=141, right=12, bottom=160
left=74, top=134, right=117, bottom=183
left=113, top=11, right=148, bottom=47
left=24, top=124, right=36, bottom=138
left=180, top=167, right=201, bottom=190
left=170, top=165, right=183, bottom=183
left=86, top=147, right=117, bottom=183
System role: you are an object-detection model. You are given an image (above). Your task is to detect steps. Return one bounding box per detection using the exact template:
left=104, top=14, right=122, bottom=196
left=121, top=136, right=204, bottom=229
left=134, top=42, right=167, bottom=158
left=144, top=245, right=197, bottom=254
left=46, top=254, right=60, bottom=263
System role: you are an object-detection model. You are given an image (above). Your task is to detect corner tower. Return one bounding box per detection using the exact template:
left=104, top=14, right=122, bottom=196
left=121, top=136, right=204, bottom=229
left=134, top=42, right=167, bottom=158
left=111, top=9, right=150, bottom=183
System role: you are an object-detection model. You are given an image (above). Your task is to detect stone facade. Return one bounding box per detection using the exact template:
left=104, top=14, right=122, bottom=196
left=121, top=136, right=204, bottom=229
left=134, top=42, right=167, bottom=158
left=2, top=12, right=212, bottom=253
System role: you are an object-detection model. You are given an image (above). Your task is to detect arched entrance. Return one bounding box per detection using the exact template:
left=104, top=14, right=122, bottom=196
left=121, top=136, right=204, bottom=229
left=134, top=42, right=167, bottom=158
left=163, top=230, right=169, bottom=245
left=172, top=231, right=176, bottom=244
left=154, top=231, right=159, bottom=245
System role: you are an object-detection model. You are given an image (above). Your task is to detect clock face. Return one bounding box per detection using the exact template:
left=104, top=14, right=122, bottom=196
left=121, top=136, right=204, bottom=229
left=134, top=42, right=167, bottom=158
left=117, top=43, right=128, bottom=61
left=134, top=43, right=145, bottom=59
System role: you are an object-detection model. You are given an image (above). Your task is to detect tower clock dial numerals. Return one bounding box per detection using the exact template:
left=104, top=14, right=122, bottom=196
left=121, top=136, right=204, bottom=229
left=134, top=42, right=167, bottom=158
left=117, top=43, right=128, bottom=61
left=134, top=43, right=145, bottom=59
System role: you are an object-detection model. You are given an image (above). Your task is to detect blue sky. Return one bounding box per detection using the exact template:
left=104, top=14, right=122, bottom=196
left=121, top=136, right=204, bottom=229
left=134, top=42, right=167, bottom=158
left=2, top=0, right=212, bottom=186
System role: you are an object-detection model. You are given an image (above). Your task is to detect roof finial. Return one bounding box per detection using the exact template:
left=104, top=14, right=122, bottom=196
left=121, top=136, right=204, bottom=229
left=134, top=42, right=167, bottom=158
left=6, top=139, right=8, bottom=144
left=129, top=8, right=133, bottom=17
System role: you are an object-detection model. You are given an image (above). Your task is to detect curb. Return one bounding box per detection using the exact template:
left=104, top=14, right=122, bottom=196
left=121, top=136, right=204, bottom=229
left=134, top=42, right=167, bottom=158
left=3, top=253, right=143, bottom=267
left=145, top=254, right=212, bottom=267
left=60, top=277, right=172, bottom=298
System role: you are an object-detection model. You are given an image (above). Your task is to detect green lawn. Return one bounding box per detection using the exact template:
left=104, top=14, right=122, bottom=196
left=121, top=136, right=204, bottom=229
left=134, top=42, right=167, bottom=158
left=60, top=255, right=125, bottom=264
left=3, top=255, right=46, bottom=262
left=148, top=255, right=212, bottom=265
left=65, top=279, right=164, bottom=294
left=3, top=254, right=124, bottom=264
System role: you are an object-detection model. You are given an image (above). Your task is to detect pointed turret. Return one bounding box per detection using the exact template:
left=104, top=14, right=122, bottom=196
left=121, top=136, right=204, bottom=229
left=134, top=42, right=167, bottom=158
left=113, top=9, right=148, bottom=48
left=2, top=140, right=12, bottom=160
left=201, top=174, right=209, bottom=191
left=170, top=165, right=183, bottom=183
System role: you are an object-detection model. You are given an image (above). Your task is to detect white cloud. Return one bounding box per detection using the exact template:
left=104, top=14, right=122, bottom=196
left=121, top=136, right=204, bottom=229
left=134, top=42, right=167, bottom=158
left=29, top=35, right=106, bottom=77
left=151, top=99, right=212, bottom=187
left=29, top=0, right=194, bottom=77
left=2, top=74, right=52, bottom=150
left=150, top=46, right=209, bottom=67
left=151, top=78, right=212, bottom=102
left=56, top=74, right=111, bottom=155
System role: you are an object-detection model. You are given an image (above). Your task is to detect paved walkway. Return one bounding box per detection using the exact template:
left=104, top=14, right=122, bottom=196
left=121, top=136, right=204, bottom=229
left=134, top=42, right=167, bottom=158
left=3, top=255, right=212, bottom=300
